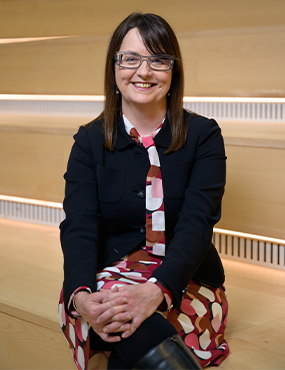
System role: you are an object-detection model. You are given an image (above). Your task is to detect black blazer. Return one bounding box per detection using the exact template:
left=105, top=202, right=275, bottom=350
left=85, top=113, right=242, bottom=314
left=60, top=110, right=226, bottom=310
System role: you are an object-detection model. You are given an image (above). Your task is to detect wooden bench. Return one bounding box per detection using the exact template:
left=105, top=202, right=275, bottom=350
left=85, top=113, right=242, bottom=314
left=0, top=218, right=75, bottom=369
left=1, top=218, right=285, bottom=369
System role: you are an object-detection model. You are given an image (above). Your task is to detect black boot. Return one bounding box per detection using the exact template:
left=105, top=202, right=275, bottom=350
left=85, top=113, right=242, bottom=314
left=133, top=334, right=202, bottom=369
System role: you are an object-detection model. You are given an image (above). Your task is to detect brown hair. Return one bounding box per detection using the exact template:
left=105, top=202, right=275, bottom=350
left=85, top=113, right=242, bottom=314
left=92, top=12, right=186, bottom=152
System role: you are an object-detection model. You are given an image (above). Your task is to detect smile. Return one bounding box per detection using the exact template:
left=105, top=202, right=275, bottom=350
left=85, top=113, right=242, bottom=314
left=133, top=83, right=154, bottom=88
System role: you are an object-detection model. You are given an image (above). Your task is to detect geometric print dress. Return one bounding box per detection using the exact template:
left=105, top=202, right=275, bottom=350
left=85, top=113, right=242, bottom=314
left=59, top=249, right=229, bottom=369
left=58, top=117, right=229, bottom=369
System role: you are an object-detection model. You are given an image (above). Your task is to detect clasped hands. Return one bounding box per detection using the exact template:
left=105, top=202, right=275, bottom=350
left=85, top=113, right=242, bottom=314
left=74, top=282, right=164, bottom=342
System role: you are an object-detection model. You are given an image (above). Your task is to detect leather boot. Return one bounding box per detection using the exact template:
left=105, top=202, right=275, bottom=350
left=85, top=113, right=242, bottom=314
left=133, top=334, right=202, bottom=369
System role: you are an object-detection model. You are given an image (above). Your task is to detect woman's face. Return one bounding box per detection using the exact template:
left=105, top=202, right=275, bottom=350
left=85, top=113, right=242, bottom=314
left=115, top=28, right=172, bottom=115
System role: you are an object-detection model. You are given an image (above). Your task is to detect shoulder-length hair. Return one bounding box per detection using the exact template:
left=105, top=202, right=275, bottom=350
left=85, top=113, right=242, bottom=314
left=95, top=12, right=186, bottom=153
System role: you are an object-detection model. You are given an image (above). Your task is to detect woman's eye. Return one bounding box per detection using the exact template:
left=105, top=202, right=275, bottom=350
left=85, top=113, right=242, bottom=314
left=125, top=56, right=139, bottom=63
left=151, top=58, right=166, bottom=65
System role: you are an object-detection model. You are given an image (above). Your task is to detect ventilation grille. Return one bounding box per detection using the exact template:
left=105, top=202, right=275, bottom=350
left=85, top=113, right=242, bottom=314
left=0, top=97, right=104, bottom=117
left=213, top=231, right=285, bottom=271
left=0, top=95, right=284, bottom=122
left=183, top=101, right=284, bottom=122
left=1, top=197, right=284, bottom=271
left=0, top=198, right=65, bottom=227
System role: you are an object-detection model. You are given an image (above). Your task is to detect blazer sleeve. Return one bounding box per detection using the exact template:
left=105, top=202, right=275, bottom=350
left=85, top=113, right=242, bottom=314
left=60, top=125, right=101, bottom=312
left=151, top=117, right=226, bottom=306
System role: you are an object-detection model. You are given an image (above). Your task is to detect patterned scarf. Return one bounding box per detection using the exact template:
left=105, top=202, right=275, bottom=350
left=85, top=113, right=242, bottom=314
left=123, top=116, right=166, bottom=256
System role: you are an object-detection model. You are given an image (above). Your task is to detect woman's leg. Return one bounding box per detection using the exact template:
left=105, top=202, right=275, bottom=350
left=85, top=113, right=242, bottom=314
left=108, top=312, right=177, bottom=369
left=107, top=351, right=127, bottom=370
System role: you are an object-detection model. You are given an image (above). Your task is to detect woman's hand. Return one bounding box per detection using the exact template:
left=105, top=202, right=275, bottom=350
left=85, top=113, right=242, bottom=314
left=74, top=287, right=131, bottom=342
left=97, top=283, right=164, bottom=339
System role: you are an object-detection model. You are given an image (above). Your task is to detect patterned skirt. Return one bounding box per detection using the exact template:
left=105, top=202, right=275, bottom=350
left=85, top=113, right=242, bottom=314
left=58, top=248, right=229, bottom=369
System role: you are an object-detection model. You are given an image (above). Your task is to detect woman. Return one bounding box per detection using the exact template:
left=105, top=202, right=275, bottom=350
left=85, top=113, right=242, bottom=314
left=59, top=12, right=229, bottom=370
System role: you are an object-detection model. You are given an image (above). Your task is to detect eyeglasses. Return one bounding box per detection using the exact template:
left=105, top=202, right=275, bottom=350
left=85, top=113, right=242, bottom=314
left=115, top=52, right=175, bottom=71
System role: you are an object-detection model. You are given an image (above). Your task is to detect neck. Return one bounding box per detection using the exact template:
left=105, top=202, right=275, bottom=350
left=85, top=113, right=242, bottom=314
left=122, top=102, right=167, bottom=137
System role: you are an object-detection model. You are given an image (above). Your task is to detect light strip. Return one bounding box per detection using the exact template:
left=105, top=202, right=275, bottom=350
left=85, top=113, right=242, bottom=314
left=1, top=194, right=285, bottom=245
left=0, top=94, right=285, bottom=104
left=183, top=96, right=285, bottom=104
left=0, top=194, right=62, bottom=208
left=214, top=228, right=285, bottom=246
left=0, top=94, right=105, bottom=101
left=0, top=36, right=75, bottom=45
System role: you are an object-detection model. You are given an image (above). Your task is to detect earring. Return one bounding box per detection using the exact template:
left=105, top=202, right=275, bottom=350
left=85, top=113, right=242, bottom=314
left=167, top=92, right=171, bottom=96
left=116, top=89, right=120, bottom=95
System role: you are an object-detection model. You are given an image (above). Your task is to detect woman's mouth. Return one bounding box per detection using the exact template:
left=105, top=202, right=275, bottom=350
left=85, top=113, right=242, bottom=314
left=133, top=82, right=154, bottom=88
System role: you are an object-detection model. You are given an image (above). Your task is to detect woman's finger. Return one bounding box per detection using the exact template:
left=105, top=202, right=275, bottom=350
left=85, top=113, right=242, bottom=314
left=110, top=311, right=132, bottom=322
left=92, top=327, right=122, bottom=343
left=121, top=316, right=141, bottom=339
left=95, top=301, right=129, bottom=324
left=103, top=321, right=132, bottom=334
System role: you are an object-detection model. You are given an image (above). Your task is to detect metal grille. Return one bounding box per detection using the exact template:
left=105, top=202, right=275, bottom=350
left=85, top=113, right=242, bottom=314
left=213, top=231, right=285, bottom=271
left=0, top=199, right=65, bottom=227
left=0, top=97, right=104, bottom=117
left=183, top=101, right=284, bottom=122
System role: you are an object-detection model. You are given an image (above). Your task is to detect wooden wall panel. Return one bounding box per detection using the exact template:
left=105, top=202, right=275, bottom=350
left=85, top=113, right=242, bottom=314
left=1, top=0, right=285, bottom=38
left=179, top=27, right=285, bottom=97
left=0, top=27, right=284, bottom=96
left=217, top=144, right=285, bottom=240
left=0, top=120, right=76, bottom=202
left=0, top=36, right=107, bottom=95
left=0, top=0, right=285, bottom=96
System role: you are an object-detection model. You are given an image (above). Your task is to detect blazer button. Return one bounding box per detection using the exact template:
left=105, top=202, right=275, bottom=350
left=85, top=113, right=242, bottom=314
left=137, top=188, right=146, bottom=199
left=181, top=287, right=188, bottom=299
left=140, top=225, right=146, bottom=234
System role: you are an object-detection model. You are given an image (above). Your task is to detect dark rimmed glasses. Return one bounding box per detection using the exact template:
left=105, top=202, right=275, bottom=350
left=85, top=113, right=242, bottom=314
left=115, top=52, right=175, bottom=71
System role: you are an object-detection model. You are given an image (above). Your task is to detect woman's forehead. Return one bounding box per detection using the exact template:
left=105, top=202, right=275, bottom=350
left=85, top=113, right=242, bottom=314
left=119, top=28, right=166, bottom=55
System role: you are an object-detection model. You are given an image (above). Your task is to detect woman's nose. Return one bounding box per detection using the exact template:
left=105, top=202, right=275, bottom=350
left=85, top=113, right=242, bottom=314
left=136, top=60, right=152, bottom=76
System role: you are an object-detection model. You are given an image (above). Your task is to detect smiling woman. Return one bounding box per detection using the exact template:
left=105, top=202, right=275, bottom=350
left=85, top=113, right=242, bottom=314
left=114, top=28, right=173, bottom=134
left=99, top=12, right=185, bottom=153
left=59, top=12, right=228, bottom=370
